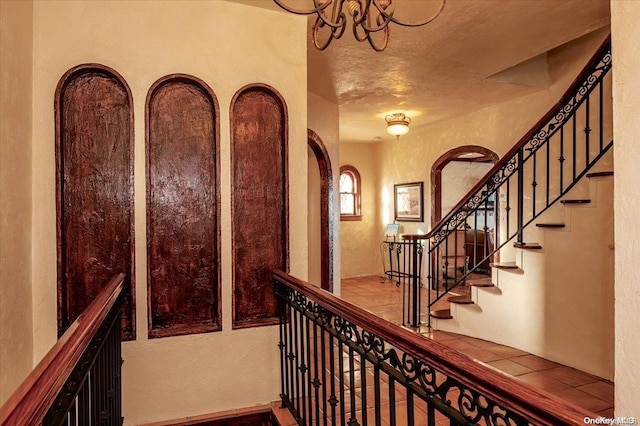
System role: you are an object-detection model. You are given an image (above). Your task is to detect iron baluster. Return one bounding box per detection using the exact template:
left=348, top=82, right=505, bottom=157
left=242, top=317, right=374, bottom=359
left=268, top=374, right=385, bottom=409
left=306, top=316, right=313, bottom=425
left=560, top=125, right=565, bottom=193
left=348, top=346, right=357, bottom=426
left=338, top=339, right=346, bottom=426
left=586, top=95, right=591, bottom=166
left=546, top=139, right=550, bottom=207
left=573, top=112, right=577, bottom=180
left=373, top=366, right=382, bottom=426
left=360, top=352, right=368, bottom=426
left=278, top=292, right=287, bottom=407
left=407, top=389, right=415, bottom=426
left=599, top=80, right=604, bottom=151
left=321, top=327, right=328, bottom=426
left=299, top=308, right=307, bottom=425
left=517, top=147, right=524, bottom=244
left=533, top=151, right=538, bottom=217
left=328, top=333, right=337, bottom=426
left=293, top=307, right=301, bottom=417
left=312, top=320, right=321, bottom=426
left=389, top=377, right=396, bottom=426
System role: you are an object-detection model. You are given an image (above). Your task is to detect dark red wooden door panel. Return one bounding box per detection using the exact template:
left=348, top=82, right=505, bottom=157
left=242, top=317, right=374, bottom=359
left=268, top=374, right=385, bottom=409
left=146, top=75, right=220, bottom=338
left=231, top=84, right=288, bottom=329
left=56, top=64, right=135, bottom=340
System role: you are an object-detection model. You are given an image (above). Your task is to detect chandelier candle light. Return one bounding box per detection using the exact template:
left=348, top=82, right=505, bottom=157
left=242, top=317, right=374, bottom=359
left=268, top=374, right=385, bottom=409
left=386, top=112, right=411, bottom=139
left=273, top=0, right=446, bottom=51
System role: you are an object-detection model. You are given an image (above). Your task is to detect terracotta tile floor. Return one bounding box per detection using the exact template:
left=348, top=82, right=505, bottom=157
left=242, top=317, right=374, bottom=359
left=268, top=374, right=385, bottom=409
left=340, top=275, right=615, bottom=417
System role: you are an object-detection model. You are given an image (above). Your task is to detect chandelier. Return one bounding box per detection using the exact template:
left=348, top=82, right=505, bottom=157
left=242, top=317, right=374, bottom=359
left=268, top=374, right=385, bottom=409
left=273, top=0, right=446, bottom=52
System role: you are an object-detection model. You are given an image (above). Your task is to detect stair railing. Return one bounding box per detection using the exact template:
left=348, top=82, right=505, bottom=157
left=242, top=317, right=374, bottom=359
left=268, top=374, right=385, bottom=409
left=274, top=269, right=600, bottom=425
left=0, top=273, right=125, bottom=426
left=424, top=36, right=612, bottom=325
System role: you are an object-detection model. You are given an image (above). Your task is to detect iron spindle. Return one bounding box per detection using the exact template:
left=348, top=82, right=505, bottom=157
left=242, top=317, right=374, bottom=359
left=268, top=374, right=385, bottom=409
left=586, top=95, right=591, bottom=166
left=599, top=81, right=604, bottom=151
left=360, top=353, right=368, bottom=426
left=373, top=366, right=382, bottom=426
left=294, top=307, right=301, bottom=416
left=533, top=151, right=537, bottom=216
left=338, top=339, right=346, bottom=426
left=407, top=389, right=415, bottom=426
left=305, top=316, right=313, bottom=425
left=348, top=346, right=357, bottom=426
left=313, top=321, right=321, bottom=426
left=517, top=148, right=524, bottom=244
left=299, top=309, right=307, bottom=425
left=546, top=140, right=550, bottom=206
left=388, top=376, right=396, bottom=426
left=278, top=294, right=287, bottom=407
left=573, top=113, right=577, bottom=180
left=288, top=304, right=295, bottom=412
left=328, top=333, right=337, bottom=426
left=321, top=327, right=328, bottom=426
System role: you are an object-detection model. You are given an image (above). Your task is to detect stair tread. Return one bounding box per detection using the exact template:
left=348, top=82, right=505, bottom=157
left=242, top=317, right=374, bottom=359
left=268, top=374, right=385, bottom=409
left=561, top=199, right=591, bottom=204
left=490, top=262, right=519, bottom=269
left=586, top=171, right=613, bottom=178
left=430, top=309, right=453, bottom=320
left=467, top=277, right=495, bottom=287
left=514, top=242, right=542, bottom=250
left=536, top=223, right=566, bottom=228
left=447, top=295, right=474, bottom=304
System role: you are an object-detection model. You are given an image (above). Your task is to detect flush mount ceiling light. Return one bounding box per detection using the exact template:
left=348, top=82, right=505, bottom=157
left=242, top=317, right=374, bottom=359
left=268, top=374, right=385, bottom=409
left=273, top=0, right=446, bottom=52
left=385, top=112, right=411, bottom=139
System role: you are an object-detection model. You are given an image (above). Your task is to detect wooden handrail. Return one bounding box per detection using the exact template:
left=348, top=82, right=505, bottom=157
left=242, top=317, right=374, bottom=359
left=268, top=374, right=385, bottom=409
left=0, top=273, right=125, bottom=425
left=428, top=34, right=611, bottom=238
left=273, top=269, right=598, bottom=425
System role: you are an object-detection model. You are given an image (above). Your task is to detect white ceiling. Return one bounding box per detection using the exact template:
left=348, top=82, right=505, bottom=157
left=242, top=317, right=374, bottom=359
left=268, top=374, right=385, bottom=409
left=227, top=0, right=611, bottom=143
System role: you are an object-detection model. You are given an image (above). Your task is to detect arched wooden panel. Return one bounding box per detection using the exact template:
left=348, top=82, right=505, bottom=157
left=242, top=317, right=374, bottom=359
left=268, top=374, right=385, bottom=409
left=56, top=64, right=135, bottom=340
left=231, top=84, right=288, bottom=329
left=146, top=75, right=221, bottom=338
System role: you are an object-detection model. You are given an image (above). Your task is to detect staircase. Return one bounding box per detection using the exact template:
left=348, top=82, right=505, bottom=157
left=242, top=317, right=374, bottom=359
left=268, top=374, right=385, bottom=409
left=423, top=36, right=613, bottom=378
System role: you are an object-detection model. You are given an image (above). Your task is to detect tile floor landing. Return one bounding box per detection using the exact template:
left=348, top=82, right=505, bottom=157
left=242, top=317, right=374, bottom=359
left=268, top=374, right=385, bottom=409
left=340, top=276, right=614, bottom=417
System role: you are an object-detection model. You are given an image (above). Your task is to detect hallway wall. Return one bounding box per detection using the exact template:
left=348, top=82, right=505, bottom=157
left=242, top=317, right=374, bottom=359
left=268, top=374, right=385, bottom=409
left=611, top=0, right=640, bottom=414
left=0, top=0, right=34, bottom=405
left=29, top=1, right=307, bottom=424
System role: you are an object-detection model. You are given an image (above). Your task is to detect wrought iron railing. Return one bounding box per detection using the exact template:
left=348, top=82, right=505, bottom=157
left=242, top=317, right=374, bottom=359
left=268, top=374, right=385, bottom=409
left=274, top=269, right=598, bottom=425
left=0, top=274, right=125, bottom=426
left=381, top=235, right=426, bottom=327
left=424, top=36, right=613, bottom=324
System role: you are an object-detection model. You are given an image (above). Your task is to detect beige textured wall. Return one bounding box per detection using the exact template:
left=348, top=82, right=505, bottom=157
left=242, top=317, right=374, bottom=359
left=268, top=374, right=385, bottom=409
left=30, top=1, right=306, bottom=424
left=308, top=92, right=341, bottom=293
left=0, top=0, right=34, bottom=404
left=441, top=161, right=493, bottom=214
left=611, top=0, right=640, bottom=414
left=340, top=142, right=379, bottom=278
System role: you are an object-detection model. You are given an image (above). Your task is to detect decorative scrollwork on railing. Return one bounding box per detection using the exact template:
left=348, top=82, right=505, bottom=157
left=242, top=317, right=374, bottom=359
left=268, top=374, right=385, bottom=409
left=430, top=42, right=611, bottom=249
left=277, top=283, right=533, bottom=426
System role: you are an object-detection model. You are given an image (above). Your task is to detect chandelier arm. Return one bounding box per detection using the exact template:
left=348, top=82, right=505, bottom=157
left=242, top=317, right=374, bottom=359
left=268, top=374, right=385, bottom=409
left=359, top=9, right=393, bottom=34
left=366, top=27, right=389, bottom=52
left=273, top=0, right=332, bottom=15
left=274, top=0, right=346, bottom=29
left=313, top=15, right=348, bottom=50
left=373, top=0, right=446, bottom=27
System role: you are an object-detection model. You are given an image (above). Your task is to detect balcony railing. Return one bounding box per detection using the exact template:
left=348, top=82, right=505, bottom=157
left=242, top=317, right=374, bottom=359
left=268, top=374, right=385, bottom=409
left=0, top=274, right=125, bottom=426
left=274, top=269, right=599, bottom=425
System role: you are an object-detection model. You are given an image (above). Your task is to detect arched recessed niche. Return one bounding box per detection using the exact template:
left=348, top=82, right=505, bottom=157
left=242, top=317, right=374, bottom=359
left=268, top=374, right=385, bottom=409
left=146, top=74, right=221, bottom=338
left=231, top=83, right=289, bottom=329
left=55, top=63, right=136, bottom=340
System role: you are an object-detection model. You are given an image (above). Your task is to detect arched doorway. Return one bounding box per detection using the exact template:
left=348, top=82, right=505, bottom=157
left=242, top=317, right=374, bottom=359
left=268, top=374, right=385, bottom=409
left=431, top=145, right=499, bottom=227
left=308, top=129, right=334, bottom=292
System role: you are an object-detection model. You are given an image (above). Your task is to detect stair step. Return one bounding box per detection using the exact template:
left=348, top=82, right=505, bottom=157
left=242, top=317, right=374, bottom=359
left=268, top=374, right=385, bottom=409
left=536, top=223, right=566, bottom=228
left=514, top=242, right=542, bottom=250
left=561, top=199, right=591, bottom=205
left=430, top=309, right=453, bottom=320
left=587, top=171, right=613, bottom=178
left=447, top=295, right=474, bottom=305
left=467, top=277, right=495, bottom=288
left=490, top=262, right=519, bottom=270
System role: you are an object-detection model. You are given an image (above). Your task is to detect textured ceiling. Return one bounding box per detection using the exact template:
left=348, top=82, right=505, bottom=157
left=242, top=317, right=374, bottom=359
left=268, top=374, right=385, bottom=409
left=227, top=0, right=611, bottom=142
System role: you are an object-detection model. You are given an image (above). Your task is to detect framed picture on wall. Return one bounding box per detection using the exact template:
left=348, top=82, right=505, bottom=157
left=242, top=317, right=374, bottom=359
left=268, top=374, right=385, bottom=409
left=394, top=182, right=424, bottom=222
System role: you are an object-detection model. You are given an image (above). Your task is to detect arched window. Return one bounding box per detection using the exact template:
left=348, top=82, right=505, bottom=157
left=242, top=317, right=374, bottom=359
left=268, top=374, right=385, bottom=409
left=340, top=165, right=362, bottom=221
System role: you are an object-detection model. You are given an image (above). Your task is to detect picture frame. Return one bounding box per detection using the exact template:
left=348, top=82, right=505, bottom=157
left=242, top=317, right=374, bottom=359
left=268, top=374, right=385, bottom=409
left=394, top=182, right=424, bottom=222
